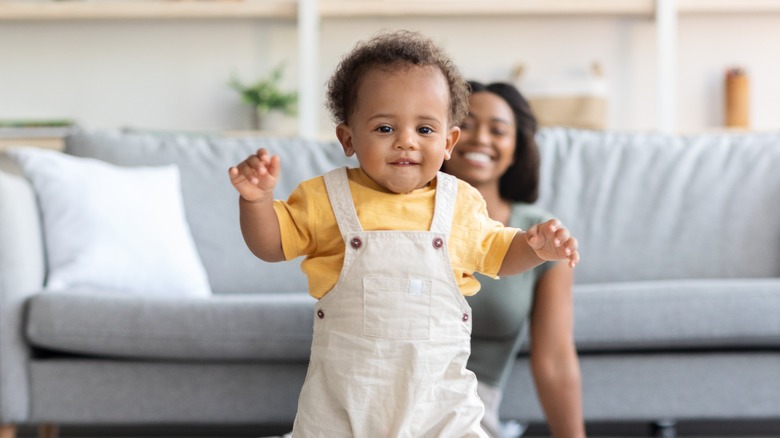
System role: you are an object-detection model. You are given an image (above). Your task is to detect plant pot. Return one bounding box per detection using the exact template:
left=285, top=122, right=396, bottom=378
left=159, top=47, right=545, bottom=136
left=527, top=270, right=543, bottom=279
left=257, top=108, right=285, bottom=132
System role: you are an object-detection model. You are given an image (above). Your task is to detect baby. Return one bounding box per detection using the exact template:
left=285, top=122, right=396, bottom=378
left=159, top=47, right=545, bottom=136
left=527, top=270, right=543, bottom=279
left=230, top=30, right=578, bottom=437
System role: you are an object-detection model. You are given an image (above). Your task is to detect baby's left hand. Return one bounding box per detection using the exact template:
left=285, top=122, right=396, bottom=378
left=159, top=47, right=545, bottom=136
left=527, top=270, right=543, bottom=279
left=526, top=219, right=580, bottom=268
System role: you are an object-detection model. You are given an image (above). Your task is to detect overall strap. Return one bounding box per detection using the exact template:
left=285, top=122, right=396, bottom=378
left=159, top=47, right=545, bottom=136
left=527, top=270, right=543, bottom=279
left=323, top=167, right=363, bottom=238
left=430, top=172, right=458, bottom=236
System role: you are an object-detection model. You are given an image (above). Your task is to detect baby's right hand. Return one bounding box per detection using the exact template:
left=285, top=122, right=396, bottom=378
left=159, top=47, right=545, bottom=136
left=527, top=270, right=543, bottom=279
left=228, top=148, right=281, bottom=202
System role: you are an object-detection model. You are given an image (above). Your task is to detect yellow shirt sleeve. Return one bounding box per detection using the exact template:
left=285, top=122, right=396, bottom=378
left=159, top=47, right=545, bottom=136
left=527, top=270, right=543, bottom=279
left=449, top=180, right=518, bottom=296
left=272, top=176, right=335, bottom=261
left=273, top=176, right=345, bottom=299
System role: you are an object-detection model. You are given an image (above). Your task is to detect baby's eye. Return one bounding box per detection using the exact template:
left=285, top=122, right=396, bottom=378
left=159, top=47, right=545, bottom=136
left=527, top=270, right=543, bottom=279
left=377, top=125, right=393, bottom=133
left=418, top=126, right=433, bottom=134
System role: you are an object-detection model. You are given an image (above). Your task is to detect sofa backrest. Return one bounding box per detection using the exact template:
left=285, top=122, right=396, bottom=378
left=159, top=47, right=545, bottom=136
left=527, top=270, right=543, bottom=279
left=65, top=128, right=780, bottom=292
left=535, top=128, right=780, bottom=284
left=65, top=130, right=356, bottom=295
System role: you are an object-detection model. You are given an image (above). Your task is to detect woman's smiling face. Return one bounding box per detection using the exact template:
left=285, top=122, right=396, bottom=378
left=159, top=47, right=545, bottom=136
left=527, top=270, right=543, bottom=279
left=445, top=91, right=516, bottom=189
left=336, top=65, right=460, bottom=194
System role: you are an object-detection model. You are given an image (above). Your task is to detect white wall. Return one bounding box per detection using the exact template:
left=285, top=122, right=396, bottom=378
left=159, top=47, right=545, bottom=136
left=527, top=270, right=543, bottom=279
left=1, top=13, right=778, bottom=134
left=677, top=14, right=780, bottom=132
left=0, top=19, right=298, bottom=131
left=320, top=16, right=657, bottom=132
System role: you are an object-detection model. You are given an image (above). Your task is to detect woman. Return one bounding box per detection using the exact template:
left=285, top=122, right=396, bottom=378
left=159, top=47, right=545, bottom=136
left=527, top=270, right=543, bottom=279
left=442, top=81, right=585, bottom=438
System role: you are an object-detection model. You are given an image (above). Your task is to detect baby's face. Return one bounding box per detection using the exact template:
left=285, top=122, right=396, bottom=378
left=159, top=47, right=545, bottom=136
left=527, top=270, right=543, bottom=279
left=336, top=65, right=459, bottom=194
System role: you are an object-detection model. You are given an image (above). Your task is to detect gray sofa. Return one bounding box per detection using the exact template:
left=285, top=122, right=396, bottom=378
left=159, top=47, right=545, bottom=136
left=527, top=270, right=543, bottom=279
left=1, top=128, right=780, bottom=436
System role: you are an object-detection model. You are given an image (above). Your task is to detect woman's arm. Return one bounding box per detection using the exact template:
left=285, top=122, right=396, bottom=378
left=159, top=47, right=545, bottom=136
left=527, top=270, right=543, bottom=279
left=529, top=262, right=585, bottom=438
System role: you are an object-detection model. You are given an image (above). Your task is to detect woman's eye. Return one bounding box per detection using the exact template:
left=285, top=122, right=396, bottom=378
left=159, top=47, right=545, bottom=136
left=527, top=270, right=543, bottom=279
left=491, top=128, right=507, bottom=136
left=459, top=121, right=474, bottom=131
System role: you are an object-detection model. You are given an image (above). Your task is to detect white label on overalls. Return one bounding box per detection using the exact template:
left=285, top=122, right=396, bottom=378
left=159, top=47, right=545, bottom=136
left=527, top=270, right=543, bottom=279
left=408, top=278, right=424, bottom=296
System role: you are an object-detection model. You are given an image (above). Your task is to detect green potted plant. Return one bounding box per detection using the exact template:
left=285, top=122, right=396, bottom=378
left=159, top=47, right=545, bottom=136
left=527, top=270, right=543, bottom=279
left=229, top=63, right=297, bottom=131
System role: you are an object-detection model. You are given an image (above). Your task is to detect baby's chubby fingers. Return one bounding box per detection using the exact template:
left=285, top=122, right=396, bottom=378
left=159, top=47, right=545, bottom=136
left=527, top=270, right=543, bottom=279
left=229, top=149, right=279, bottom=185
left=249, top=149, right=273, bottom=172
left=240, top=149, right=271, bottom=182
left=228, top=163, right=253, bottom=185
left=526, top=219, right=560, bottom=250
left=262, top=152, right=281, bottom=179
left=562, top=236, right=580, bottom=268
left=249, top=148, right=281, bottom=180
left=552, top=226, right=570, bottom=248
left=228, top=148, right=281, bottom=202
left=526, top=219, right=580, bottom=268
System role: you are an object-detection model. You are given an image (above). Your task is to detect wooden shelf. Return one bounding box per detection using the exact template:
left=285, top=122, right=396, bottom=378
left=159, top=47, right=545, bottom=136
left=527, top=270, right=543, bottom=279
left=678, top=0, right=780, bottom=14
left=320, top=0, right=780, bottom=18
left=0, top=0, right=296, bottom=21
left=2, top=0, right=779, bottom=21
left=319, top=0, right=656, bottom=18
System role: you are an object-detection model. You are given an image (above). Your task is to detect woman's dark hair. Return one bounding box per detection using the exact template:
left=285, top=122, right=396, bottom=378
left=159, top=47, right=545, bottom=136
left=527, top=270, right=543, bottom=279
left=468, top=81, right=540, bottom=203
left=326, top=30, right=470, bottom=127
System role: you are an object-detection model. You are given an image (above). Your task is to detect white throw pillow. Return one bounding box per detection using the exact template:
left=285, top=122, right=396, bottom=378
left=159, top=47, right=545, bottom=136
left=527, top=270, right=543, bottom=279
left=8, top=147, right=211, bottom=297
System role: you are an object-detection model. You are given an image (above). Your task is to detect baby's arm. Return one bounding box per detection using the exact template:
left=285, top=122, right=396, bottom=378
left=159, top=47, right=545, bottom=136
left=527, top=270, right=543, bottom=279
left=498, top=219, right=579, bottom=276
left=228, top=148, right=285, bottom=262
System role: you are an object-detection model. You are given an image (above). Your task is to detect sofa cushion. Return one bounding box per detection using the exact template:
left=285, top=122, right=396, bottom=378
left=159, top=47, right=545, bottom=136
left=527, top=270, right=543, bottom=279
left=572, top=278, right=780, bottom=352
left=25, top=290, right=315, bottom=361
left=536, top=128, right=780, bottom=284
left=7, top=147, right=211, bottom=298
left=65, top=130, right=357, bottom=295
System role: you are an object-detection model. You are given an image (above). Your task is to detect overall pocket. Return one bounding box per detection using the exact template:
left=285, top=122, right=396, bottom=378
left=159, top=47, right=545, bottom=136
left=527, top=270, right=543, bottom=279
left=363, top=277, right=432, bottom=340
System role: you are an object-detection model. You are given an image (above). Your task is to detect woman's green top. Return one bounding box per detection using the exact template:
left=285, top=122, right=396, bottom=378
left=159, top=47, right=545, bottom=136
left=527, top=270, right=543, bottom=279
left=466, top=203, right=554, bottom=389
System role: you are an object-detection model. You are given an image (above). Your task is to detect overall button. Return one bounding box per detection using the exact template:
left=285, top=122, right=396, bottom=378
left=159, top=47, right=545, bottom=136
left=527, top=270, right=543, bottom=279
left=350, top=237, right=362, bottom=249
left=317, top=309, right=325, bottom=319
left=432, top=237, right=444, bottom=249
left=462, top=313, right=469, bottom=322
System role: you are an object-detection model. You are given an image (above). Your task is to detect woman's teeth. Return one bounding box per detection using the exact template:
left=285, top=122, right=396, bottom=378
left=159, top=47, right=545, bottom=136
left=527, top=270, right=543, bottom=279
left=463, top=152, right=491, bottom=163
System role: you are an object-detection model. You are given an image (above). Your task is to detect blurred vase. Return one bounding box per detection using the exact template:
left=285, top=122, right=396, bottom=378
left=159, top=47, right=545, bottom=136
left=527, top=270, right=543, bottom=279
left=724, top=67, right=749, bottom=129
left=257, top=108, right=285, bottom=132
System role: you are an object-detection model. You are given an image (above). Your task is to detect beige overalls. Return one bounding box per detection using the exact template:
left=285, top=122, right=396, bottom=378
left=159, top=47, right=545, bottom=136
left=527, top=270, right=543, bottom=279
left=291, top=167, right=487, bottom=438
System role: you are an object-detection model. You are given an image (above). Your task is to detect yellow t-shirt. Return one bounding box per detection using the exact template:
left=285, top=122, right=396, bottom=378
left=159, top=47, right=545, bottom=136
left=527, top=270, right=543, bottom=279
left=273, top=168, right=518, bottom=299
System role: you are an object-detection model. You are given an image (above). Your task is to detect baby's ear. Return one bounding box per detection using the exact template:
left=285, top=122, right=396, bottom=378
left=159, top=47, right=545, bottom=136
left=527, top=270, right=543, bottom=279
left=444, top=125, right=461, bottom=160
left=336, top=124, right=355, bottom=157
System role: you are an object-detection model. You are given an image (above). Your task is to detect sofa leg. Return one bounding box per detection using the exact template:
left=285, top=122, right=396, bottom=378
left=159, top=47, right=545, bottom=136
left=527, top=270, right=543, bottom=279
left=0, top=425, right=16, bottom=438
left=652, top=419, right=677, bottom=438
left=38, top=424, right=59, bottom=438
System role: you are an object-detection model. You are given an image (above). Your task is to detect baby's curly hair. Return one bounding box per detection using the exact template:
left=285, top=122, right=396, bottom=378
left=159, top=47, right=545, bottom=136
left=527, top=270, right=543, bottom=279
left=326, top=30, right=469, bottom=127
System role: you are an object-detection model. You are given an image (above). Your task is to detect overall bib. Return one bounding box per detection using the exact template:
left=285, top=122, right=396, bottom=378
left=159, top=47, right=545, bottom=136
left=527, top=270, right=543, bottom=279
left=291, top=168, right=487, bottom=438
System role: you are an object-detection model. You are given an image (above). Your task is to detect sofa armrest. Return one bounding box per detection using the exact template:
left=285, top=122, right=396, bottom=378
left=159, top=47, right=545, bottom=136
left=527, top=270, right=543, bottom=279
left=0, top=152, right=45, bottom=423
